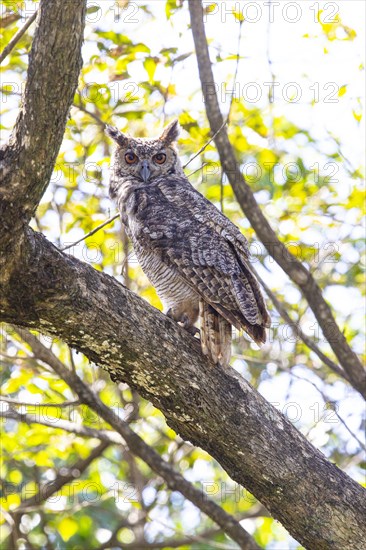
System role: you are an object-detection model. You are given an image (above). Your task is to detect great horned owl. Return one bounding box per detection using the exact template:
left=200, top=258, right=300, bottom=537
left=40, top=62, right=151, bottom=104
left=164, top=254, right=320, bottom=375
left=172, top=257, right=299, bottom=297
left=106, top=120, right=270, bottom=367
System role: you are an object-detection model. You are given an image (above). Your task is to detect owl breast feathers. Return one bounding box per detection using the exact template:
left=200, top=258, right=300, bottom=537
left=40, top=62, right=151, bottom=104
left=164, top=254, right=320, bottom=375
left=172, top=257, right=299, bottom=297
left=106, top=120, right=270, bottom=367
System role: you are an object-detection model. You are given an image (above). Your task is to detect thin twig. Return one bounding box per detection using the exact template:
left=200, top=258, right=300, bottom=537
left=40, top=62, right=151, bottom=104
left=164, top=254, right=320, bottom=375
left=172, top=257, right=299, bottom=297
left=0, top=352, right=33, bottom=361
left=221, top=20, right=243, bottom=213
left=145, top=516, right=238, bottom=550
left=0, top=408, right=122, bottom=444
left=60, top=214, right=119, bottom=252
left=0, top=10, right=38, bottom=65
left=72, top=101, right=106, bottom=127
left=182, top=118, right=228, bottom=170
left=18, top=441, right=110, bottom=511
left=227, top=20, right=243, bottom=122
left=277, top=366, right=366, bottom=452
left=0, top=396, right=80, bottom=408
left=251, top=265, right=347, bottom=380
left=265, top=0, right=277, bottom=152
left=186, top=162, right=210, bottom=178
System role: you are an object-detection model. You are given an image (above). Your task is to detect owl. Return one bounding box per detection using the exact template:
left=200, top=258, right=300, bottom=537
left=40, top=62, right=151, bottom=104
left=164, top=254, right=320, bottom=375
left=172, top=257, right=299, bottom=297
left=106, top=120, right=270, bottom=367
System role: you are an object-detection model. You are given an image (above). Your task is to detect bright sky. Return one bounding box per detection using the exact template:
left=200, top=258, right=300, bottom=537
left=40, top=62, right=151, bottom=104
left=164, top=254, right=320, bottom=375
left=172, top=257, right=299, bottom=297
left=78, top=0, right=366, bottom=164
left=2, top=1, right=365, bottom=166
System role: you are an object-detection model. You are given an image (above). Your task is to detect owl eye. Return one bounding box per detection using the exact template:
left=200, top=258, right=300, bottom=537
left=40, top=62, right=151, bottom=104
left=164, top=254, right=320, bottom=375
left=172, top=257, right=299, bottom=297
left=153, top=153, right=167, bottom=165
left=125, top=152, right=138, bottom=164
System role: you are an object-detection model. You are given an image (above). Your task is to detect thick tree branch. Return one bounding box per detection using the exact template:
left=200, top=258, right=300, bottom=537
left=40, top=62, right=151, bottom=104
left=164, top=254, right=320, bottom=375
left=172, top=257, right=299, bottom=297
left=0, top=0, right=86, bottom=234
left=14, top=327, right=258, bottom=550
left=0, top=229, right=365, bottom=549
left=187, top=0, right=365, bottom=399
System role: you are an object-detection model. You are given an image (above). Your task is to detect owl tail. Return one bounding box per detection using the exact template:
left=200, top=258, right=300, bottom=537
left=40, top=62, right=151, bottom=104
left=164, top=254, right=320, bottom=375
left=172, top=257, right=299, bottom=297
left=199, top=300, right=232, bottom=367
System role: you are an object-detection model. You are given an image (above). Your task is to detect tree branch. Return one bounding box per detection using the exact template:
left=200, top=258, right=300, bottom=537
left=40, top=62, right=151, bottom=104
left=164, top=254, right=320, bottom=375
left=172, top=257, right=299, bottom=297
left=119, top=534, right=236, bottom=549
left=100, top=505, right=268, bottom=550
left=17, top=441, right=110, bottom=511
left=13, top=327, right=259, bottom=550
left=1, top=382, right=259, bottom=549
left=0, top=10, right=38, bottom=65
left=0, top=229, right=364, bottom=548
left=0, top=0, right=86, bottom=233
left=252, top=266, right=348, bottom=380
left=187, top=0, right=365, bottom=399
left=0, top=396, right=80, bottom=408
left=0, top=407, right=122, bottom=444
left=60, top=214, right=120, bottom=252
left=2, top=440, right=108, bottom=550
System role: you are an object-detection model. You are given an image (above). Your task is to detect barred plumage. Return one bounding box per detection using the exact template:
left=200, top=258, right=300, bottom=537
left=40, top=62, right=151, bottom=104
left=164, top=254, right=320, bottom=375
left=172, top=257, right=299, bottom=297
left=106, top=120, right=270, bottom=366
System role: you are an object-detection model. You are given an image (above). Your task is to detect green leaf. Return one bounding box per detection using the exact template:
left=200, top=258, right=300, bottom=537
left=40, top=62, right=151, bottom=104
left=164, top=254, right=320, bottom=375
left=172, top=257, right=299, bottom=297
left=232, top=10, right=245, bottom=22
left=143, top=57, right=157, bottom=84
left=58, top=518, right=78, bottom=542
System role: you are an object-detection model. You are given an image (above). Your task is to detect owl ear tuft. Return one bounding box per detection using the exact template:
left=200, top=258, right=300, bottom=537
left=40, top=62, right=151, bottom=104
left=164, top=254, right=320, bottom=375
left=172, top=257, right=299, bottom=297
left=105, top=125, right=129, bottom=147
left=159, top=119, right=180, bottom=145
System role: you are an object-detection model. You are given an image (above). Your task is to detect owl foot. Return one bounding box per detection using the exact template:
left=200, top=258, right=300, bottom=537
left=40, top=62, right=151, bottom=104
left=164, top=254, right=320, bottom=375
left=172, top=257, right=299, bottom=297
left=187, top=325, right=200, bottom=337
left=166, top=309, right=200, bottom=338
left=179, top=313, right=200, bottom=337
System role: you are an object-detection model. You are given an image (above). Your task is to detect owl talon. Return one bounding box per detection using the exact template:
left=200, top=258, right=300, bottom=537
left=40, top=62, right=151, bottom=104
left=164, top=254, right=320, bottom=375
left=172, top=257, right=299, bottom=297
left=181, top=313, right=199, bottom=336
left=187, top=325, right=200, bottom=337
left=166, top=309, right=200, bottom=337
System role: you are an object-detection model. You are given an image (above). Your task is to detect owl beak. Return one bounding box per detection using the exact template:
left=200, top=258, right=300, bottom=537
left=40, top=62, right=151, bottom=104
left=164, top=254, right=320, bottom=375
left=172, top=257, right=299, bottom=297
left=140, top=160, right=151, bottom=183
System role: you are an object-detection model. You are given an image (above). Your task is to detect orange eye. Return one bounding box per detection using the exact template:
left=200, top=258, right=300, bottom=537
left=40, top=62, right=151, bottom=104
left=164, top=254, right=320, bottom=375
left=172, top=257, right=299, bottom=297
left=125, top=152, right=138, bottom=164
left=154, top=153, right=166, bottom=164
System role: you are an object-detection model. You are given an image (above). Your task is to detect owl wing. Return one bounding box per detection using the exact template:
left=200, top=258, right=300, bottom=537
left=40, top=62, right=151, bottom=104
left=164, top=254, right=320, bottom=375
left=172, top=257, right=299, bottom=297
left=134, top=176, right=270, bottom=341
left=157, top=175, right=251, bottom=263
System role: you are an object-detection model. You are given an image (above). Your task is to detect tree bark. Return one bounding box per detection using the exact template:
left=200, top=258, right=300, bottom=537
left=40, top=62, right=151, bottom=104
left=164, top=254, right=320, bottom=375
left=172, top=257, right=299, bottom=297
left=187, top=0, right=366, bottom=400
left=10, top=328, right=258, bottom=550
left=0, top=229, right=365, bottom=549
left=0, top=0, right=86, bottom=238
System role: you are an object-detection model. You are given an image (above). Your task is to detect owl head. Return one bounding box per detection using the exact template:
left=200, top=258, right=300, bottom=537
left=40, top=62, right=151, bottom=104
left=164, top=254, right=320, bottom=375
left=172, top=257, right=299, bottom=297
left=105, top=120, right=184, bottom=191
